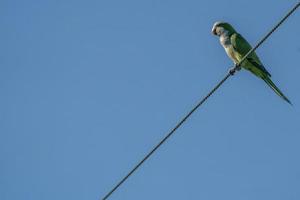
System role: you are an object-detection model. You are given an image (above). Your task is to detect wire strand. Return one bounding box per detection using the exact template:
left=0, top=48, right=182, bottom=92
left=102, top=73, right=231, bottom=200
left=101, top=2, right=300, bottom=199
left=236, top=1, right=300, bottom=69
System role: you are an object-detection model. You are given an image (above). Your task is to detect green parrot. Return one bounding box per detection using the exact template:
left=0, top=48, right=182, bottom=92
left=211, top=21, right=291, bottom=104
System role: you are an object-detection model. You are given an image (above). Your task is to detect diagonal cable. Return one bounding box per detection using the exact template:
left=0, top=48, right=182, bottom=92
left=234, top=1, right=300, bottom=70
left=101, top=2, right=300, bottom=200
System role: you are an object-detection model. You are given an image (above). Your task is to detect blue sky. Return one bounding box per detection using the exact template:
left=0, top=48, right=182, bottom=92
left=1, top=0, right=300, bottom=199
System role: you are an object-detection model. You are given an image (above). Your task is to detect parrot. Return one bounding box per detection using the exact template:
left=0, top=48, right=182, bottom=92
left=211, top=21, right=291, bottom=104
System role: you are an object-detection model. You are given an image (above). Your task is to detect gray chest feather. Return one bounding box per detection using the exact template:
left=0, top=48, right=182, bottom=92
left=219, top=34, right=238, bottom=63
left=220, top=35, right=231, bottom=48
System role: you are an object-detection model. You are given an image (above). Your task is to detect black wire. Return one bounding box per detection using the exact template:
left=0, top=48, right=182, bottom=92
left=236, top=1, right=300, bottom=69
left=101, top=2, right=300, bottom=200
left=102, top=73, right=231, bottom=200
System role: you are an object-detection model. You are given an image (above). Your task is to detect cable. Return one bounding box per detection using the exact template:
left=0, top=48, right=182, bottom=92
left=101, top=2, right=300, bottom=200
left=234, top=1, right=300, bottom=71
left=102, top=73, right=231, bottom=200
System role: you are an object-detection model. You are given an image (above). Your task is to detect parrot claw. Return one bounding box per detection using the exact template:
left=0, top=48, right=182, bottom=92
left=235, top=64, right=241, bottom=71
left=229, top=64, right=241, bottom=75
left=229, top=67, right=237, bottom=75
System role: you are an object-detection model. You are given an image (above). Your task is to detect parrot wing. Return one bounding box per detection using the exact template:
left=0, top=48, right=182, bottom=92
left=231, top=33, right=271, bottom=77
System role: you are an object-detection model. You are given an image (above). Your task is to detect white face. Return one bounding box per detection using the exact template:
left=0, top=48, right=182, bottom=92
left=212, top=26, right=226, bottom=36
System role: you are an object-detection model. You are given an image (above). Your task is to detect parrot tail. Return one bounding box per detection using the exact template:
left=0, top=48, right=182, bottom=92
left=262, top=76, right=292, bottom=105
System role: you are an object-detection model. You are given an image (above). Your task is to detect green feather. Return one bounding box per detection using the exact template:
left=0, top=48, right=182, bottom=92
left=214, top=22, right=291, bottom=104
left=217, top=22, right=237, bottom=35
left=229, top=33, right=291, bottom=104
left=230, top=33, right=271, bottom=76
left=262, top=76, right=292, bottom=105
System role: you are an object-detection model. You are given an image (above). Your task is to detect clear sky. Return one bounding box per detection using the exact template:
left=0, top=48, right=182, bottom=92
left=1, top=0, right=300, bottom=200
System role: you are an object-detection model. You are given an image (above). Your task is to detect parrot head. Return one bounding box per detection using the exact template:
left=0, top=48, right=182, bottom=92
left=212, top=21, right=236, bottom=36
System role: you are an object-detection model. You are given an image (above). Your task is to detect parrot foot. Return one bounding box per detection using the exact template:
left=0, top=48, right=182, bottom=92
left=235, top=64, right=241, bottom=71
left=229, top=67, right=237, bottom=75
left=229, top=65, right=241, bottom=75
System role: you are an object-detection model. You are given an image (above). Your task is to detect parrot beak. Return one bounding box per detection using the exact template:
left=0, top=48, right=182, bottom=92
left=212, top=27, right=217, bottom=35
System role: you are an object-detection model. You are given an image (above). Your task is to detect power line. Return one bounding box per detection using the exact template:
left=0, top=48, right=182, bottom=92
left=102, top=73, right=231, bottom=200
left=234, top=1, right=300, bottom=71
left=101, top=2, right=300, bottom=200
